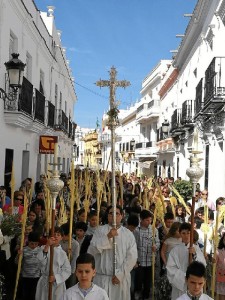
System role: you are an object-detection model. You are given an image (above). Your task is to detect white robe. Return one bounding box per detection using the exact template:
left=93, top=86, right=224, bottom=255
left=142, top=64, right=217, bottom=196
left=63, top=283, right=109, bottom=300
left=88, top=224, right=137, bottom=300
left=166, top=243, right=206, bottom=300
left=35, top=245, right=71, bottom=300
left=176, top=293, right=213, bottom=300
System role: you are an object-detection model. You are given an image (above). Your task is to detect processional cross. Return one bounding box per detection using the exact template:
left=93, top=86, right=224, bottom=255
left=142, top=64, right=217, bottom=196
left=96, top=66, right=130, bottom=274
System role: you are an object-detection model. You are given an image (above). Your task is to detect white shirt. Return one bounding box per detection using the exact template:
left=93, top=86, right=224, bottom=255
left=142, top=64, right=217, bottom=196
left=63, top=283, right=109, bottom=300
left=88, top=224, right=137, bottom=300
left=176, top=292, right=213, bottom=300
left=167, top=243, right=206, bottom=300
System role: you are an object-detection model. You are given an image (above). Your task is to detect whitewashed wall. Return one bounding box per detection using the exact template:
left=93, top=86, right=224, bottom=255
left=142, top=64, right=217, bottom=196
left=0, top=0, right=76, bottom=190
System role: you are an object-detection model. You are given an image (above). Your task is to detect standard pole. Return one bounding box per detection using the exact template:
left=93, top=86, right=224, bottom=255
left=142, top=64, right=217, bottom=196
left=189, top=183, right=196, bottom=263
left=46, top=141, right=64, bottom=300
left=96, top=66, right=130, bottom=275
left=48, top=196, right=56, bottom=300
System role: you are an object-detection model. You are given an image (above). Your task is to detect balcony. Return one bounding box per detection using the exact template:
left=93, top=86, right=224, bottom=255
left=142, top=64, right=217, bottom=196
left=3, top=76, right=72, bottom=135
left=181, top=100, right=195, bottom=129
left=71, top=122, right=76, bottom=140
left=68, top=119, right=73, bottom=138
left=136, top=103, right=148, bottom=123
left=170, top=108, right=185, bottom=137
left=196, top=57, right=225, bottom=117
left=136, top=100, right=160, bottom=123
left=47, top=101, right=55, bottom=128
left=54, top=109, right=68, bottom=134
left=195, top=78, right=204, bottom=116
left=135, top=141, right=157, bottom=159
left=4, top=76, right=33, bottom=128
left=147, top=99, right=160, bottom=119
left=120, top=140, right=135, bottom=152
left=83, top=132, right=98, bottom=142
left=204, top=57, right=225, bottom=107
left=194, top=58, right=225, bottom=131
left=157, top=138, right=175, bottom=154
left=34, top=89, right=45, bottom=124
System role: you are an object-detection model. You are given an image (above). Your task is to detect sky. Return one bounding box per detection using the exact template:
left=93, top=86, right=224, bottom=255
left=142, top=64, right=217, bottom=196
left=35, top=0, right=197, bottom=128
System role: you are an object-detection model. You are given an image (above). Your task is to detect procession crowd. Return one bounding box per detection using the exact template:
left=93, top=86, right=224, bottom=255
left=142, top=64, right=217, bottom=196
left=0, top=171, right=224, bottom=300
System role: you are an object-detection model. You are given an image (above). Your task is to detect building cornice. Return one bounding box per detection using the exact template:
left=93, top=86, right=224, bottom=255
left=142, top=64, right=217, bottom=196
left=173, top=0, right=213, bottom=70
left=159, top=69, right=179, bottom=99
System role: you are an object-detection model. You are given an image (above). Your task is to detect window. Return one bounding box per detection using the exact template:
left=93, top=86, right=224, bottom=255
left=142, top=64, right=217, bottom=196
left=9, top=31, right=18, bottom=58
left=40, top=70, right=44, bottom=95
left=59, top=92, right=62, bottom=109
left=193, top=68, right=197, bottom=78
left=65, top=101, right=67, bottom=115
left=25, top=52, right=32, bottom=82
left=55, top=84, right=58, bottom=107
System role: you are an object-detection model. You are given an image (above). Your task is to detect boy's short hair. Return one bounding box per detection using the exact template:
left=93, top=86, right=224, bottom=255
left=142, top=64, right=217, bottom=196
left=54, top=226, right=63, bottom=235
left=179, top=222, right=191, bottom=232
left=194, top=217, right=203, bottom=229
left=28, top=231, right=40, bottom=242
left=140, top=210, right=153, bottom=220
left=186, top=261, right=206, bottom=279
left=100, top=201, right=108, bottom=208
left=61, top=223, right=70, bottom=235
left=76, top=253, right=95, bottom=269
left=127, top=214, right=139, bottom=227
left=78, top=208, right=85, bottom=216
left=193, top=230, right=199, bottom=243
left=75, top=221, right=88, bottom=232
left=88, top=210, right=98, bottom=218
left=164, top=212, right=174, bottom=221
left=106, top=205, right=123, bottom=215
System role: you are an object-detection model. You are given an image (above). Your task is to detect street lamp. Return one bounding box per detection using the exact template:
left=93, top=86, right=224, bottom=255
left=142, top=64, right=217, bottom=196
left=0, top=53, right=26, bottom=102
left=5, top=53, right=26, bottom=88
left=186, top=129, right=203, bottom=263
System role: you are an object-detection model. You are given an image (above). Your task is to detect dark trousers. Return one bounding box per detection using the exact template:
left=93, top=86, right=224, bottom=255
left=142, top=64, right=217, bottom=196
left=135, top=266, right=152, bottom=299
left=21, top=277, right=39, bottom=300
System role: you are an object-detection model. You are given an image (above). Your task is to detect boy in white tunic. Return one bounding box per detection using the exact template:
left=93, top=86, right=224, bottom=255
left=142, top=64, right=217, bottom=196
left=167, top=223, right=206, bottom=300
left=88, top=205, right=137, bottom=300
left=63, top=253, right=109, bottom=300
left=176, top=261, right=213, bottom=300
left=35, top=227, right=71, bottom=300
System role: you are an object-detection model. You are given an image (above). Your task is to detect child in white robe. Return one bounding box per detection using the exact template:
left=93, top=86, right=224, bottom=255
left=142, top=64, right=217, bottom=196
left=63, top=253, right=109, bottom=300
left=167, top=222, right=206, bottom=300
left=88, top=205, right=137, bottom=300
left=35, top=227, right=71, bottom=300
left=176, top=261, right=213, bottom=300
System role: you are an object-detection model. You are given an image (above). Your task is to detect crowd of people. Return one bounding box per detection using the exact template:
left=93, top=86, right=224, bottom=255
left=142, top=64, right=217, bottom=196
left=0, top=171, right=224, bottom=300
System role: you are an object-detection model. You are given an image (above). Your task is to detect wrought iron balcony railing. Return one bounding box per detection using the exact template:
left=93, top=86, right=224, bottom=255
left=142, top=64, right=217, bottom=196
left=34, top=89, right=45, bottom=123
left=54, top=109, right=68, bottom=133
left=204, top=57, right=225, bottom=107
left=195, top=78, right=204, bottom=115
left=19, top=77, right=33, bottom=116
left=181, top=100, right=194, bottom=127
left=47, top=101, right=55, bottom=128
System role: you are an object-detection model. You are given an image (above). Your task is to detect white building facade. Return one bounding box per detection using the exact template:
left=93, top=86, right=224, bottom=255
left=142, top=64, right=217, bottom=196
left=0, top=0, right=77, bottom=191
left=101, top=0, right=225, bottom=201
